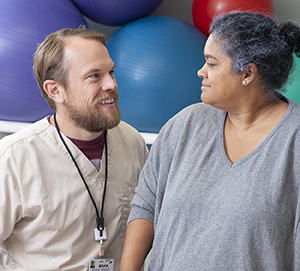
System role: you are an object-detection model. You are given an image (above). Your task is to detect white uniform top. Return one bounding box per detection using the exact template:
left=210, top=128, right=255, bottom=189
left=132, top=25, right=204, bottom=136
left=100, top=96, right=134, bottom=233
left=0, top=117, right=148, bottom=271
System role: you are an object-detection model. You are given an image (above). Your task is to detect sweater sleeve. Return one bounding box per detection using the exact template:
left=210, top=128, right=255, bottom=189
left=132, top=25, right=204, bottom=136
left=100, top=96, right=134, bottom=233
left=128, top=105, right=191, bottom=225
left=128, top=127, right=169, bottom=224
left=291, top=196, right=300, bottom=270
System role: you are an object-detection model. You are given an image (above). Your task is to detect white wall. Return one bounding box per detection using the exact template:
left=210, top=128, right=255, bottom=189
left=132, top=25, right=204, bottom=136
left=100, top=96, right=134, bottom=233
left=273, top=0, right=300, bottom=22
left=0, top=132, right=9, bottom=139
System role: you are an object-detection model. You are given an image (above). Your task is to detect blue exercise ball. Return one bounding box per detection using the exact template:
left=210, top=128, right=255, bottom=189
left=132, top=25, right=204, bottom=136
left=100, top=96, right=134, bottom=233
left=71, top=0, right=164, bottom=26
left=283, top=54, right=300, bottom=104
left=0, top=0, right=87, bottom=123
left=107, top=16, right=206, bottom=133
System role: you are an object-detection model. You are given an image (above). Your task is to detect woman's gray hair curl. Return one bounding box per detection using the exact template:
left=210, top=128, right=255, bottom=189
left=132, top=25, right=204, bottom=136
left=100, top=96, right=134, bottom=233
left=209, top=11, right=300, bottom=97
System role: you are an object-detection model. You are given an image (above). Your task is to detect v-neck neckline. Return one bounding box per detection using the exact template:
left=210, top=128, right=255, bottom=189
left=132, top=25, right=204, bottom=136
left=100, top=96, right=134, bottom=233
left=219, top=100, right=294, bottom=169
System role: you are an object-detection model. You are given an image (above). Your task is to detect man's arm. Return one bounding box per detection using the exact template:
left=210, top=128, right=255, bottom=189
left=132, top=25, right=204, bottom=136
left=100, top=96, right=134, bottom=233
left=120, top=219, right=154, bottom=271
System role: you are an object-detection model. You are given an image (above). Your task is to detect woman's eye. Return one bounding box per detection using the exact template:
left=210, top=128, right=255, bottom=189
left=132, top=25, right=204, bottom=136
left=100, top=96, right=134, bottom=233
left=207, top=62, right=215, bottom=67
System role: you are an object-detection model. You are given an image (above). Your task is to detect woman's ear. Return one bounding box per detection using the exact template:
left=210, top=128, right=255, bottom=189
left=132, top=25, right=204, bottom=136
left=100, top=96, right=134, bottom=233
left=43, top=80, right=65, bottom=105
left=242, top=63, right=257, bottom=86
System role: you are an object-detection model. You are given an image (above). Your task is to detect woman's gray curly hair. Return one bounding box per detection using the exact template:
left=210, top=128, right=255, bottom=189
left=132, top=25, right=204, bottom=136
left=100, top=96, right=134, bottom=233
left=209, top=11, right=300, bottom=97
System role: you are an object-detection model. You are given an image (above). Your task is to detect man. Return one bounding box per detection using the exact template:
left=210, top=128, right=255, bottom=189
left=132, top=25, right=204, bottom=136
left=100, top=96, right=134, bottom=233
left=0, top=28, right=148, bottom=271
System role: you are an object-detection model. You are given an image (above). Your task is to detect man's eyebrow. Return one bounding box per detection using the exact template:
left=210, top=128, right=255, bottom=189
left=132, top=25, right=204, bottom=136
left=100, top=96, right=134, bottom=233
left=83, top=65, right=115, bottom=77
left=82, top=68, right=101, bottom=77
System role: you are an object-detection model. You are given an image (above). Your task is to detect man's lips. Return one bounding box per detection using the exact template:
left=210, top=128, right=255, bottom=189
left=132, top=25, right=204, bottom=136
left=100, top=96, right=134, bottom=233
left=96, top=96, right=118, bottom=110
left=99, top=97, right=115, bottom=105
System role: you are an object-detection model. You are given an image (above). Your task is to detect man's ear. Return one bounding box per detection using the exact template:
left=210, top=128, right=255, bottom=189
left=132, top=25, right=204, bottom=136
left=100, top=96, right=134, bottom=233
left=242, top=63, right=257, bottom=86
left=43, top=80, right=65, bottom=105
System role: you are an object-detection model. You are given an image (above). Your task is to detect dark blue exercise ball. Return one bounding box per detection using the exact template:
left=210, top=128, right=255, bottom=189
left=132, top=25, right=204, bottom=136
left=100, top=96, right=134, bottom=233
left=107, top=16, right=206, bottom=133
left=0, top=0, right=87, bottom=123
left=71, top=0, right=164, bottom=26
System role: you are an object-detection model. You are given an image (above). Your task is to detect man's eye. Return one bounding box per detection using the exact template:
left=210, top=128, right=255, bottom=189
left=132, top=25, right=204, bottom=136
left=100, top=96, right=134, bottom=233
left=90, top=74, right=99, bottom=78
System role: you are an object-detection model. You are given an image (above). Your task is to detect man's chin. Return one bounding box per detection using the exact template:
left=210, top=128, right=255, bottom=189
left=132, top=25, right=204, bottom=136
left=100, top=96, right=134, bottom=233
left=103, top=118, right=121, bottom=131
left=89, top=114, right=121, bottom=132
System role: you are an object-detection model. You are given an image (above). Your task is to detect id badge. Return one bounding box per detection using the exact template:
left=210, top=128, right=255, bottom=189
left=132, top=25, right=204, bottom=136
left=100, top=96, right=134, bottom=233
left=89, top=259, right=114, bottom=271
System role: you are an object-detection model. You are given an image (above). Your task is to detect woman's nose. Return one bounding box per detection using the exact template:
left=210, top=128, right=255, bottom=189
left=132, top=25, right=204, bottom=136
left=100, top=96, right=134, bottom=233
left=197, top=64, right=206, bottom=79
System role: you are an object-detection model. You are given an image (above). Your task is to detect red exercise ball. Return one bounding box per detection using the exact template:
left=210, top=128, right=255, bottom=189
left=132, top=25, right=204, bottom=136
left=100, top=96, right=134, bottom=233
left=192, top=0, right=274, bottom=37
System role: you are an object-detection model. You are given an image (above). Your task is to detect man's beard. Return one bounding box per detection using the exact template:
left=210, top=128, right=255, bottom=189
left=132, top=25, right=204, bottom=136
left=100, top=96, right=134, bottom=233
left=65, top=96, right=121, bottom=133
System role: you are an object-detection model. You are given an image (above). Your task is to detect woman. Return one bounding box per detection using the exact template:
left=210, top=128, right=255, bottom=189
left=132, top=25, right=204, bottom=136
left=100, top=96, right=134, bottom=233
left=121, top=11, right=300, bottom=270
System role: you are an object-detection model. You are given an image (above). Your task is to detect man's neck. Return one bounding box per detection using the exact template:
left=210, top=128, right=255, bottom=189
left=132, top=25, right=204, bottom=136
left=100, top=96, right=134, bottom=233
left=49, top=114, right=103, bottom=141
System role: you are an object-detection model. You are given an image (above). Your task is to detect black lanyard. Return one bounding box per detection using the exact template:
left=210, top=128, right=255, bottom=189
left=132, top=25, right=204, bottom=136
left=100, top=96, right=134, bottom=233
left=53, top=113, right=108, bottom=231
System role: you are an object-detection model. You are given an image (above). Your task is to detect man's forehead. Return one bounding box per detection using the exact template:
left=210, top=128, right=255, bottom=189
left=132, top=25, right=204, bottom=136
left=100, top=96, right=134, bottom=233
left=63, top=37, right=114, bottom=76
left=64, top=36, right=104, bottom=52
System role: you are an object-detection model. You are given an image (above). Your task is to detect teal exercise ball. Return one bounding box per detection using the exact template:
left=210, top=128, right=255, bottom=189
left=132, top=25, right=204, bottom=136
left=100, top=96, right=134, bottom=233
left=107, top=16, right=206, bottom=133
left=283, top=54, right=300, bottom=104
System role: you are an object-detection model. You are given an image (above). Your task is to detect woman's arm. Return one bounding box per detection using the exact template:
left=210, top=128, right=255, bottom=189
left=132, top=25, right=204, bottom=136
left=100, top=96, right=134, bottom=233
left=120, top=218, right=154, bottom=271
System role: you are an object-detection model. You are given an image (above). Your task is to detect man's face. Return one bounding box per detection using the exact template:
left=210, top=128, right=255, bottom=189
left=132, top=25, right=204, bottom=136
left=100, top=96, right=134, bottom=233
left=62, top=36, right=120, bottom=132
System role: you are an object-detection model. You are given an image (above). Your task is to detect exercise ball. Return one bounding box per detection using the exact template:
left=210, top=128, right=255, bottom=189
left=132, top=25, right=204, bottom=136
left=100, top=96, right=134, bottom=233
left=71, top=0, right=164, bottom=26
left=192, top=0, right=274, bottom=37
left=283, top=54, right=300, bottom=104
left=107, top=16, right=206, bottom=133
left=0, top=0, right=87, bottom=123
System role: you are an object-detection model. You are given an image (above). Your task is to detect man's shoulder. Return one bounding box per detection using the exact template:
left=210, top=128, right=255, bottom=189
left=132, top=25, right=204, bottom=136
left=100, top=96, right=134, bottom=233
left=111, top=121, right=143, bottom=139
left=109, top=121, right=148, bottom=151
left=108, top=121, right=149, bottom=159
left=0, top=118, right=50, bottom=156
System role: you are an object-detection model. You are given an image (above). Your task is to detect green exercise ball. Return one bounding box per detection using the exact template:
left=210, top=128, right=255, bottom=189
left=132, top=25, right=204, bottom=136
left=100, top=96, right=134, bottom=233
left=283, top=54, right=300, bottom=104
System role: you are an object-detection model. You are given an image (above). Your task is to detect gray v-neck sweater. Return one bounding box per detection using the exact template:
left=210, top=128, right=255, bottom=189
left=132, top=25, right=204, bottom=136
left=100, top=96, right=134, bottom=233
left=129, top=100, right=300, bottom=270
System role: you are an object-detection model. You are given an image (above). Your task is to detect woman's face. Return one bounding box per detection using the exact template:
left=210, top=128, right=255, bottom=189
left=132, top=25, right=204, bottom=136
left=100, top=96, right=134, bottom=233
left=197, top=34, right=244, bottom=111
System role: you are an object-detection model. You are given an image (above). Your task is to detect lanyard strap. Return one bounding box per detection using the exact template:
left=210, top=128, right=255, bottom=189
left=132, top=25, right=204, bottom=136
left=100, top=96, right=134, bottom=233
left=53, top=113, right=108, bottom=231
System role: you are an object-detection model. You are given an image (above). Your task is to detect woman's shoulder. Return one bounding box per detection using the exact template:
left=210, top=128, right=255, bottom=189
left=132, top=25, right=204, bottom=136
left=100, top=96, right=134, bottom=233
left=171, top=102, right=223, bottom=124
left=286, top=99, right=300, bottom=122
left=157, top=102, right=223, bottom=141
